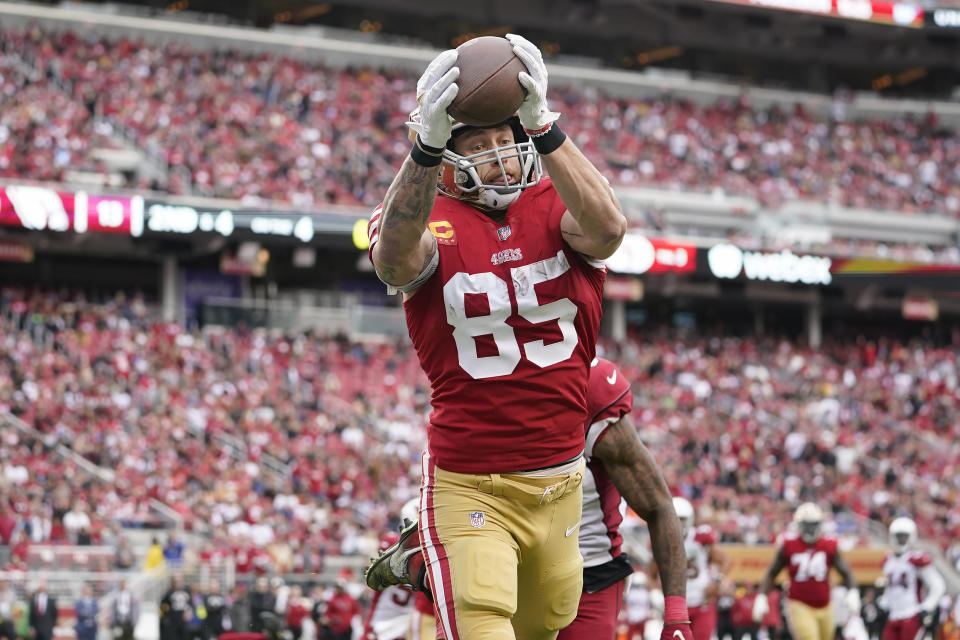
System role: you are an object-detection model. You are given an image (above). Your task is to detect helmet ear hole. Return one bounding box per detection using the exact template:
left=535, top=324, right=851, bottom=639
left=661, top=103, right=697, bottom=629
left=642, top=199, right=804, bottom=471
left=455, top=168, right=474, bottom=189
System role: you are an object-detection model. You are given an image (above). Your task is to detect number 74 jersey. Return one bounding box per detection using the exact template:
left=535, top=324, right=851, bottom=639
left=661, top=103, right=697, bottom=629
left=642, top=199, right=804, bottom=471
left=780, top=532, right=840, bottom=608
left=369, top=179, right=606, bottom=474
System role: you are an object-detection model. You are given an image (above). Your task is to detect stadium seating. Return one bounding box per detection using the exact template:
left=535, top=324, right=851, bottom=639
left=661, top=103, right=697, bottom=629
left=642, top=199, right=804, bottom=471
left=4, top=28, right=960, bottom=219
left=2, top=289, right=958, bottom=572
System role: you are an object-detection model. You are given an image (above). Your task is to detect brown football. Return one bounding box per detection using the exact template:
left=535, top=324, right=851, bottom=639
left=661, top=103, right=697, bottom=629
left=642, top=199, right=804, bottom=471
left=448, top=36, right=526, bottom=127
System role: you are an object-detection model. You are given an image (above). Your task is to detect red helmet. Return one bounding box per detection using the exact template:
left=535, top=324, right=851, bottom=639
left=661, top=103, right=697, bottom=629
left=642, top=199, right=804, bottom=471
left=378, top=532, right=401, bottom=552
left=409, top=111, right=542, bottom=211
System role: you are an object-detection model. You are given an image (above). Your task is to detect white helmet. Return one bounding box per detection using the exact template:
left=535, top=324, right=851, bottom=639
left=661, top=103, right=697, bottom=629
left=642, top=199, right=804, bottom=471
left=672, top=497, right=694, bottom=536
left=888, top=517, right=917, bottom=554
left=793, top=502, right=824, bottom=544
left=409, top=110, right=542, bottom=211
left=400, top=497, right=420, bottom=526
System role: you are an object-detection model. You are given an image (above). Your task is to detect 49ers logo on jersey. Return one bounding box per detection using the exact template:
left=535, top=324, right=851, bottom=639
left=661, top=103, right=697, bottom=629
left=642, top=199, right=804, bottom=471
left=428, top=221, right=457, bottom=245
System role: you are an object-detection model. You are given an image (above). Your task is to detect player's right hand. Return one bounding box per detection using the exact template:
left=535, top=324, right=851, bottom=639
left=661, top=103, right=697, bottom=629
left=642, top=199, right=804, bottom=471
left=661, top=622, right=694, bottom=640
left=751, top=592, right=769, bottom=623
left=409, top=49, right=459, bottom=148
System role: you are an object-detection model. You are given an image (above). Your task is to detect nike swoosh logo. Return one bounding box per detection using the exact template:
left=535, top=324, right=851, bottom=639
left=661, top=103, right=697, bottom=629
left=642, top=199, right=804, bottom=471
left=674, top=631, right=685, bottom=640
left=606, top=371, right=617, bottom=385
left=565, top=521, right=580, bottom=537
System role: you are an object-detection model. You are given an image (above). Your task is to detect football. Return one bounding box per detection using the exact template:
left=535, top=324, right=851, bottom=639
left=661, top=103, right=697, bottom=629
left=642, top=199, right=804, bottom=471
left=448, top=36, right=526, bottom=127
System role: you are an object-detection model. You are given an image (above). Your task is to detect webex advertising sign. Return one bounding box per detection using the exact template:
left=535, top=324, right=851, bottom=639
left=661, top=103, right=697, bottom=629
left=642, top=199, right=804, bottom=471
left=706, top=243, right=833, bottom=285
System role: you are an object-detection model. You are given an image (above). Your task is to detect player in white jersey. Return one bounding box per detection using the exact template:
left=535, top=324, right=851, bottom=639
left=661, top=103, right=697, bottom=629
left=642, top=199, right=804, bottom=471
left=363, top=501, right=421, bottom=640
left=879, top=518, right=945, bottom=640
left=623, top=574, right=653, bottom=640
left=559, top=358, right=691, bottom=640
left=363, top=531, right=417, bottom=640
left=653, top=497, right=731, bottom=640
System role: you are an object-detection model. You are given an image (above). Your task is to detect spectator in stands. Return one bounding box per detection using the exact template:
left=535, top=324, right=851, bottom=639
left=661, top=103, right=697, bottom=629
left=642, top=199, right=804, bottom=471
left=715, top=580, right=736, bottom=640
left=227, top=584, right=251, bottom=634
left=283, top=585, right=310, bottom=640
left=163, top=534, right=185, bottom=568
left=859, top=588, right=883, bottom=640
left=248, top=577, right=275, bottom=634
left=27, top=581, right=57, bottom=640
left=24, top=508, right=50, bottom=544
left=74, top=585, right=98, bottom=640
left=0, top=580, right=16, bottom=640
left=111, top=580, right=139, bottom=640
left=316, top=574, right=359, bottom=640
left=144, top=537, right=164, bottom=571
left=202, top=579, right=227, bottom=640
left=187, top=585, right=206, bottom=640
left=0, top=500, right=15, bottom=548
left=62, top=502, right=90, bottom=543
left=160, top=576, right=191, bottom=640
left=113, top=537, right=135, bottom=570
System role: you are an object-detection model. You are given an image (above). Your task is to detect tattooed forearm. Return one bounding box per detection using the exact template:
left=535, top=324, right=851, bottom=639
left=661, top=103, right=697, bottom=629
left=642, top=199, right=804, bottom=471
left=373, top=156, right=441, bottom=286
left=381, top=156, right=439, bottom=232
left=594, top=416, right=687, bottom=598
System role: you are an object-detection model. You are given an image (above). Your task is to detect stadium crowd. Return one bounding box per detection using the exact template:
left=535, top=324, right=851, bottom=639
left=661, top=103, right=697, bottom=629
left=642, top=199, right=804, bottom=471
left=1, top=288, right=959, bottom=577
left=4, top=27, right=960, bottom=219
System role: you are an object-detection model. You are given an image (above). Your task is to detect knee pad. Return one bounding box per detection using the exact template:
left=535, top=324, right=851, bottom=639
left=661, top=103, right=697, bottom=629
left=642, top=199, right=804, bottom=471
left=454, top=541, right=518, bottom=618
left=542, top=556, right=584, bottom=631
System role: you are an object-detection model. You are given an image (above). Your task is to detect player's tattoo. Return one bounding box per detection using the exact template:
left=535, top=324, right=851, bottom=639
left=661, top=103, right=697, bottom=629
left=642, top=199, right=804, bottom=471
left=593, top=415, right=687, bottom=599
left=381, top=156, right=438, bottom=231
left=561, top=229, right=584, bottom=238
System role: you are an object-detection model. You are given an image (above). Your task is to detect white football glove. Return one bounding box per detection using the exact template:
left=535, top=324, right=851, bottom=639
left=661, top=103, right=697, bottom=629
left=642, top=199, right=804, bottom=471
left=505, top=33, right=560, bottom=132
left=844, top=588, right=861, bottom=617
left=751, top=592, right=769, bottom=623
left=407, top=49, right=459, bottom=148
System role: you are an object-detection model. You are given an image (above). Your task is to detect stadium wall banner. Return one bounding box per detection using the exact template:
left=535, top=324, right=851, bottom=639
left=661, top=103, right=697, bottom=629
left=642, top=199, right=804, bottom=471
left=0, top=184, right=141, bottom=235
left=927, top=7, right=960, bottom=27
left=143, top=201, right=319, bottom=242
left=0, top=240, right=34, bottom=263
left=705, top=243, right=833, bottom=285
left=143, top=202, right=235, bottom=237
left=704, top=0, right=924, bottom=26
left=902, top=297, right=938, bottom=320
left=604, top=276, right=644, bottom=301
left=720, top=544, right=887, bottom=584
left=605, top=234, right=697, bottom=275
left=183, top=270, right=243, bottom=316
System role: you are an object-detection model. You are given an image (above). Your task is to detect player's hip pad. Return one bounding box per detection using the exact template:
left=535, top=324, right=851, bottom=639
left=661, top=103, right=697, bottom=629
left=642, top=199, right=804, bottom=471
left=476, top=472, right=582, bottom=505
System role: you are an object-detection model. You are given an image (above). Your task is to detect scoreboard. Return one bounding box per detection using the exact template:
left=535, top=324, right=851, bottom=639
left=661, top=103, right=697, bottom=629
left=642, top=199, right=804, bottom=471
left=0, top=185, right=143, bottom=236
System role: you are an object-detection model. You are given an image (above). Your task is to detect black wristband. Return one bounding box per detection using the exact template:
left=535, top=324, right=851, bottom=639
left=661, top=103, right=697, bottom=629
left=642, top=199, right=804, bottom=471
left=531, top=124, right=567, bottom=155
left=410, top=136, right=444, bottom=167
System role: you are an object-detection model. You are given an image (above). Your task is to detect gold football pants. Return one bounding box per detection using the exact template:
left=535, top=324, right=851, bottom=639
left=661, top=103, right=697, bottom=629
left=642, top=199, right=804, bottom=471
left=786, top=599, right=835, bottom=640
left=419, top=452, right=585, bottom=640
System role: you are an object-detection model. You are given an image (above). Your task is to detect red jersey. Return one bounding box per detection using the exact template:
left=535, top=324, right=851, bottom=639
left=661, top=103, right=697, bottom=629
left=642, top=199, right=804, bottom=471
left=324, top=591, right=361, bottom=634
left=580, top=358, right=632, bottom=576
left=780, top=532, right=839, bottom=608
left=369, top=179, right=606, bottom=473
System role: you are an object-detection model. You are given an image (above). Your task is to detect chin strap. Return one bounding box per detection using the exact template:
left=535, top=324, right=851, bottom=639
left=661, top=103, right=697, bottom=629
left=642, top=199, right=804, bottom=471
left=477, top=188, right=521, bottom=210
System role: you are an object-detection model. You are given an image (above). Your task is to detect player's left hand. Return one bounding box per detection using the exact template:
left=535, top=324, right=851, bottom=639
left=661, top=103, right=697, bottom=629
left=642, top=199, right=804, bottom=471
left=844, top=587, right=861, bottom=616
left=661, top=622, right=694, bottom=640
left=505, top=33, right=560, bottom=132
left=920, top=606, right=936, bottom=628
